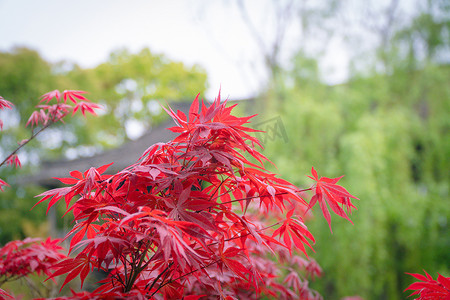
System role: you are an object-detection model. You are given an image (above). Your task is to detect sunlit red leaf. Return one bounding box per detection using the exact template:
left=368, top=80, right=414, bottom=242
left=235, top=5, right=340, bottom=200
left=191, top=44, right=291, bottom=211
left=73, top=101, right=101, bottom=116
left=47, top=255, right=92, bottom=291
left=63, top=90, right=88, bottom=104
left=272, top=209, right=315, bottom=256
left=308, top=167, right=358, bottom=232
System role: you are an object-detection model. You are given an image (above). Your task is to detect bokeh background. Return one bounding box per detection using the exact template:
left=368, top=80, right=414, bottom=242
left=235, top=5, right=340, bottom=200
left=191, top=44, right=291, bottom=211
left=0, top=0, right=448, bottom=299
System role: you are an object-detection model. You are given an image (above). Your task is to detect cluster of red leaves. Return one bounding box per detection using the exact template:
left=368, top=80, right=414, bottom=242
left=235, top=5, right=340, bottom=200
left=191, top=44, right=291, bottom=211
left=26, top=90, right=100, bottom=128
left=0, top=90, right=101, bottom=193
left=0, top=237, right=67, bottom=284
left=34, top=93, right=357, bottom=299
left=405, top=271, right=450, bottom=299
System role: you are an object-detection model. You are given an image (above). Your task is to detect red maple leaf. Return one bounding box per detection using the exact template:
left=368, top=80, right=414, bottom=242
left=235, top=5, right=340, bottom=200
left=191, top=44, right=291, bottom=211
left=166, top=187, right=217, bottom=231
left=405, top=271, right=450, bottom=299
left=63, top=90, right=89, bottom=104
left=47, top=254, right=93, bottom=291
left=308, top=167, right=358, bottom=232
left=40, top=90, right=61, bottom=103
left=273, top=209, right=314, bottom=256
left=217, top=240, right=251, bottom=281
left=33, top=162, right=113, bottom=214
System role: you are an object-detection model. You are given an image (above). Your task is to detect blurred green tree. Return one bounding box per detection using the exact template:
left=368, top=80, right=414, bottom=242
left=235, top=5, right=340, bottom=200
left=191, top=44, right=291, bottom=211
left=253, top=3, right=449, bottom=299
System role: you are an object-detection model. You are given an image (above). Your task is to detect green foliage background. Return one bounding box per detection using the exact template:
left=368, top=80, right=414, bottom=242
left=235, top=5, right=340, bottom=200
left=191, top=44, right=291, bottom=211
left=255, top=66, right=449, bottom=299
left=250, top=19, right=449, bottom=300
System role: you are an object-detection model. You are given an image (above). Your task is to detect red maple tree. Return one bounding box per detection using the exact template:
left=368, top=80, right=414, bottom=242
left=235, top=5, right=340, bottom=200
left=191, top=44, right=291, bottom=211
left=34, top=93, right=359, bottom=299
left=1, top=91, right=361, bottom=299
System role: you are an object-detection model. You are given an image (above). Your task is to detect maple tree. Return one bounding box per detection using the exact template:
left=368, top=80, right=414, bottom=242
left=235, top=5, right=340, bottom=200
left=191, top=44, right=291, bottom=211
left=34, top=92, right=359, bottom=299
left=1, top=90, right=362, bottom=299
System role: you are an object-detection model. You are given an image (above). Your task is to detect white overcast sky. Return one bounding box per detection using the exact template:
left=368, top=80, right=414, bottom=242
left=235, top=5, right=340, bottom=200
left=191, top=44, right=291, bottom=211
left=0, top=0, right=352, bottom=99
